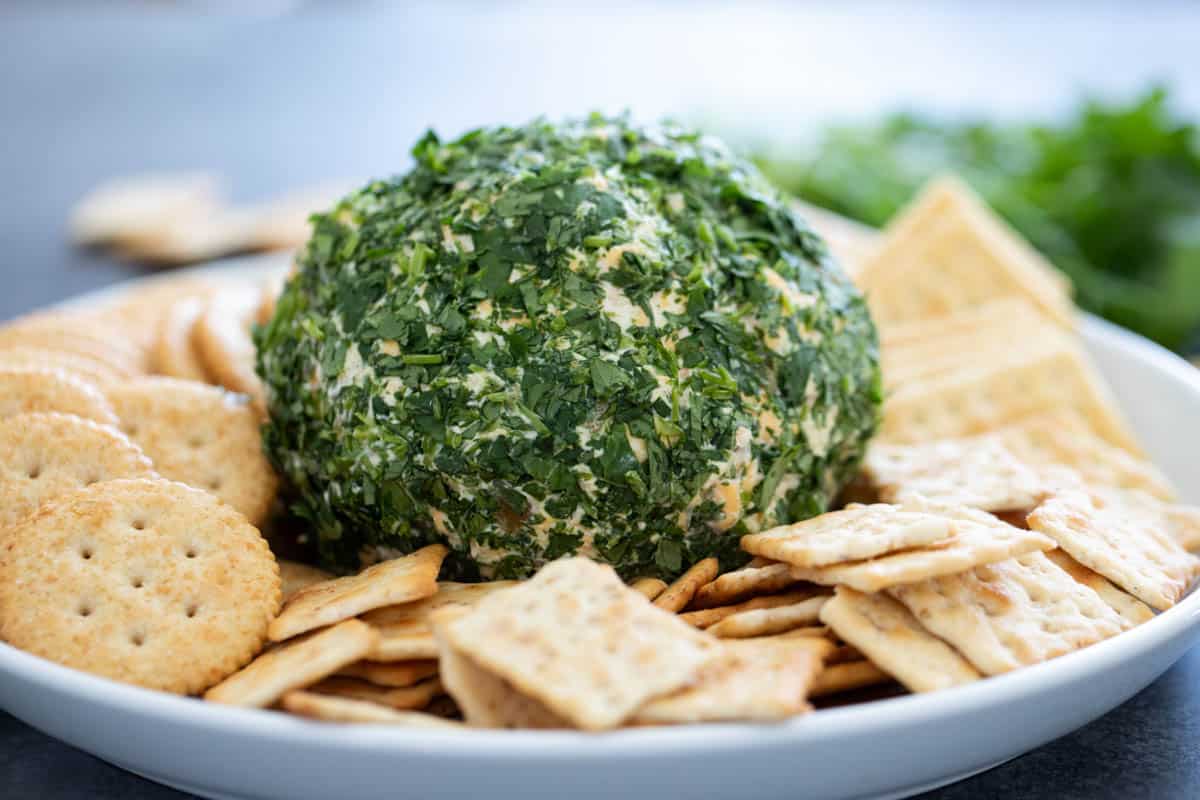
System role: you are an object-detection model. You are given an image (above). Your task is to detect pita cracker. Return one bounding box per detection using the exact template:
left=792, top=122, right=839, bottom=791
left=280, top=691, right=460, bottom=727
left=653, top=557, right=719, bottom=612
left=307, top=675, right=443, bottom=711
left=633, top=637, right=832, bottom=724
left=706, top=595, right=829, bottom=639
left=863, top=435, right=1059, bottom=512
left=858, top=175, right=1074, bottom=329
left=810, top=660, right=892, bottom=698
left=788, top=499, right=1055, bottom=592
left=691, top=562, right=800, bottom=608
left=629, top=577, right=668, bottom=601
left=819, top=587, right=980, bottom=692
left=678, top=589, right=825, bottom=629
left=889, top=552, right=1127, bottom=675
left=269, top=545, right=446, bottom=641
left=437, top=558, right=719, bottom=731
left=741, top=504, right=954, bottom=568
left=879, top=343, right=1141, bottom=455
left=205, top=619, right=378, bottom=707
left=1044, top=549, right=1155, bottom=626
left=360, top=580, right=519, bottom=661
left=1028, top=489, right=1200, bottom=610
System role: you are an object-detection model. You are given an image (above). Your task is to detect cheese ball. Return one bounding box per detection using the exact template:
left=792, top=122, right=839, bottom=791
left=257, top=115, right=881, bottom=579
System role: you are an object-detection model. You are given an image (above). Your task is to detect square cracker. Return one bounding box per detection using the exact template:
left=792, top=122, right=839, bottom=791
left=785, top=500, right=1055, bottom=592
left=857, top=175, right=1074, bottom=329
left=436, top=634, right=569, bottom=729
left=436, top=558, right=719, bottom=731
left=1028, top=489, right=1200, bottom=611
left=361, top=580, right=520, bottom=661
left=269, top=545, right=447, bottom=641
left=741, top=504, right=954, bottom=568
left=1000, top=411, right=1174, bottom=500
left=632, top=636, right=832, bottom=724
left=879, top=342, right=1141, bottom=455
left=205, top=619, right=378, bottom=707
left=863, top=434, right=1057, bottom=512
left=819, top=587, right=980, bottom=693
left=888, top=552, right=1127, bottom=675
left=1044, top=549, right=1155, bottom=626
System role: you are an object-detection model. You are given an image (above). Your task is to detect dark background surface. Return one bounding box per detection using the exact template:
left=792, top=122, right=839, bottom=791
left=1, top=2, right=1198, bottom=797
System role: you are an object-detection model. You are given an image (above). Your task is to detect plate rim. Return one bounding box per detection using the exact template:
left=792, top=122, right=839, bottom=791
left=3, top=253, right=1200, bottom=761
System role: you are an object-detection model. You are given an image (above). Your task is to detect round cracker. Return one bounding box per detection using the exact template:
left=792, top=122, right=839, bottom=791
left=0, top=412, right=157, bottom=531
left=0, top=312, right=145, bottom=379
left=0, top=366, right=118, bottom=425
left=99, top=277, right=212, bottom=365
left=0, top=344, right=126, bottom=386
left=153, top=294, right=212, bottom=381
left=192, top=285, right=264, bottom=407
left=0, top=478, right=280, bottom=694
left=105, top=377, right=278, bottom=526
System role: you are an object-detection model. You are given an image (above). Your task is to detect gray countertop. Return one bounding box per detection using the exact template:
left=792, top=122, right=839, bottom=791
left=2, top=3, right=1198, bottom=797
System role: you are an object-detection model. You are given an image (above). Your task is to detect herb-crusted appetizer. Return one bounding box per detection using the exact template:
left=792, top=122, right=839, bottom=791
left=256, top=115, right=881, bottom=579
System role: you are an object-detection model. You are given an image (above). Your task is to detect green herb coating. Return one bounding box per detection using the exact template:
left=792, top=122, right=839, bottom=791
left=256, top=115, right=881, bottom=579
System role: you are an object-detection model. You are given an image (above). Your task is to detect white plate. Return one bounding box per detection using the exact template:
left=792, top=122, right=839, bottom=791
left=2, top=255, right=1199, bottom=800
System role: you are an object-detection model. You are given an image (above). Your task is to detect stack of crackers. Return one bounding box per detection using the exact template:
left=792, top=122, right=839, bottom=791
left=2, top=174, right=1198, bottom=731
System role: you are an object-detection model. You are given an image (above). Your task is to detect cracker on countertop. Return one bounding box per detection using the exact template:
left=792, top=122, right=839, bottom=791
left=0, top=478, right=280, bottom=695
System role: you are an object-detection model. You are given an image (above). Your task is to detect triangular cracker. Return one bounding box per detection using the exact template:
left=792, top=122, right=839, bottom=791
left=269, top=545, right=447, bottom=642
left=785, top=499, right=1055, bottom=593
left=888, top=552, right=1127, bottom=675
left=632, top=637, right=832, bottom=724
left=819, top=587, right=980, bottom=693
left=1028, top=489, right=1200, bottom=610
left=435, top=558, right=719, bottom=731
left=858, top=175, right=1074, bottom=329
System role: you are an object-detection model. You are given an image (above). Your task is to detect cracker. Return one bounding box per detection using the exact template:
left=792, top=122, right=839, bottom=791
left=279, top=560, right=335, bottom=603
left=1167, top=505, right=1200, bottom=552
left=0, top=412, right=156, bottom=531
left=691, top=562, right=799, bottom=609
left=152, top=293, right=212, bottom=382
left=741, top=503, right=954, bottom=568
left=1028, top=489, right=1200, bottom=610
left=0, top=345, right=125, bottom=387
left=436, top=637, right=569, bottom=729
left=280, top=691, right=460, bottom=726
left=633, top=637, right=832, bottom=724
left=706, top=595, right=829, bottom=639
left=115, top=210, right=260, bottom=265
left=787, top=499, right=1055, bottom=592
left=629, top=577, right=668, bottom=601
left=338, top=659, right=438, bottom=688
left=888, top=551, right=1127, bottom=675
left=653, top=557, right=719, bottom=612
left=1001, top=411, right=1175, bottom=500
left=793, top=199, right=879, bottom=277
left=0, top=313, right=145, bottom=379
left=863, top=435, right=1058, bottom=512
left=105, top=377, right=279, bottom=526
left=810, top=660, right=892, bottom=697
left=857, top=175, right=1075, bottom=329
left=0, top=478, right=279, bottom=694
left=307, top=676, right=443, bottom=711
left=193, top=285, right=265, bottom=407
left=206, top=619, right=376, bottom=706
left=679, top=590, right=824, bottom=629
left=1044, top=548, right=1155, bottom=626
left=879, top=343, right=1141, bottom=455
left=270, top=544, right=447, bottom=641
left=68, top=172, right=221, bottom=246
left=819, top=587, right=981, bottom=692
left=360, top=580, right=520, bottom=661
left=436, top=557, right=719, bottom=730
left=0, top=367, right=118, bottom=426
